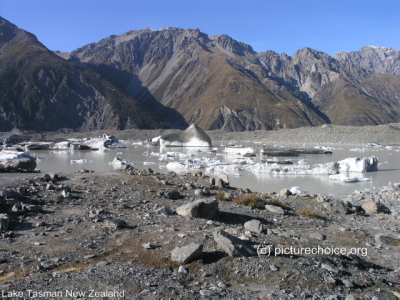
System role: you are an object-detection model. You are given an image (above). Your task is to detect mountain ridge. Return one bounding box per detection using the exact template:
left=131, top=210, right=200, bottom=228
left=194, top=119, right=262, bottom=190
left=0, top=17, right=169, bottom=131
left=62, top=27, right=400, bottom=130
left=1, top=18, right=399, bottom=132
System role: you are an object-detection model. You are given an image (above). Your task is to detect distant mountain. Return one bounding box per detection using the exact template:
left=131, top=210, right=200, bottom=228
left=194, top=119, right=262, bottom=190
left=334, top=46, right=400, bottom=78
left=0, top=17, right=168, bottom=131
left=63, top=28, right=400, bottom=130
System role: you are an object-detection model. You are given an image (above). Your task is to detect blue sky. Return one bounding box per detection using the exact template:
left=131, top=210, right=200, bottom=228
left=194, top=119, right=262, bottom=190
left=1, top=0, right=399, bottom=56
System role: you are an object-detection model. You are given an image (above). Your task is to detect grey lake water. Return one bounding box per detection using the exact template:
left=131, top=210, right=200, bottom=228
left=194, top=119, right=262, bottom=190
left=29, top=141, right=400, bottom=197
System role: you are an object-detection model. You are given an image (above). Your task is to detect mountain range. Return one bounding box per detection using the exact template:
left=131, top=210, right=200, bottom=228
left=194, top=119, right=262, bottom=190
left=1, top=17, right=399, bottom=132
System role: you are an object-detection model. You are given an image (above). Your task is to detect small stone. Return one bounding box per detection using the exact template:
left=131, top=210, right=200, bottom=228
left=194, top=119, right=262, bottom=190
left=200, top=290, right=216, bottom=297
left=178, top=266, right=188, bottom=274
left=165, top=190, right=180, bottom=200
left=106, top=219, right=127, bottom=231
left=321, top=263, right=340, bottom=274
left=142, top=242, right=156, bottom=249
left=342, top=279, right=354, bottom=288
left=39, top=262, right=52, bottom=270
left=308, top=232, right=326, bottom=241
left=361, top=202, right=391, bottom=214
left=217, top=282, right=227, bottom=288
left=375, top=233, right=400, bottom=247
left=61, top=190, right=72, bottom=199
left=265, top=205, right=285, bottom=215
left=279, top=188, right=291, bottom=197
left=0, top=214, right=11, bottom=232
left=270, top=264, right=279, bottom=271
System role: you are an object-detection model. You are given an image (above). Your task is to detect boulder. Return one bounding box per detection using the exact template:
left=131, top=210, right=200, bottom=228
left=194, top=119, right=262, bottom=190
left=0, top=214, right=11, bottom=232
left=244, top=219, right=263, bottom=234
left=165, top=190, right=181, bottom=200
left=176, top=199, right=219, bottom=219
left=361, top=202, right=391, bottom=214
left=279, top=188, right=291, bottom=197
left=106, top=219, right=127, bottom=231
left=218, top=173, right=230, bottom=186
left=213, top=229, right=257, bottom=257
left=309, top=232, right=326, bottom=241
left=375, top=234, right=400, bottom=247
left=171, top=243, right=203, bottom=263
left=0, top=158, right=36, bottom=171
left=216, top=178, right=226, bottom=188
left=265, top=205, right=285, bottom=215
left=324, top=199, right=354, bottom=215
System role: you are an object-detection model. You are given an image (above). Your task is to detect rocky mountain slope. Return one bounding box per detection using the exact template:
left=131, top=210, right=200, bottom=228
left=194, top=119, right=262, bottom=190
left=334, top=46, right=400, bottom=78
left=63, top=28, right=400, bottom=130
left=0, top=17, right=168, bottom=131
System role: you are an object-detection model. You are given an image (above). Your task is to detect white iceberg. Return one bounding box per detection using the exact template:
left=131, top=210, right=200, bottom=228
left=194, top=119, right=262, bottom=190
left=338, top=156, right=378, bottom=173
left=159, top=124, right=212, bottom=147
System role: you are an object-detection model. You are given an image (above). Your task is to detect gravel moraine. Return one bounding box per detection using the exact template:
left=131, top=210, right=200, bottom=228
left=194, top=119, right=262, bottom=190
left=0, top=164, right=399, bottom=299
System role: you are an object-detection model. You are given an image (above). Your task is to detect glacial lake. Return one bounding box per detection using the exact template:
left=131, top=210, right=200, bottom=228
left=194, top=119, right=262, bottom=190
left=28, top=141, right=400, bottom=197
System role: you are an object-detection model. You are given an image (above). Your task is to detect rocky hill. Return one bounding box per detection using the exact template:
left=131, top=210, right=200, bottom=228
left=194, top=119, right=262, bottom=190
left=63, top=28, right=400, bottom=130
left=334, top=46, right=400, bottom=78
left=0, top=17, right=168, bottom=131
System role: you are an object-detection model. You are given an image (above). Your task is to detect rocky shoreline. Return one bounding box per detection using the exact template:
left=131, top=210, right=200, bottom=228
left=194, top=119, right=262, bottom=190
left=2, top=123, right=400, bottom=146
left=0, top=163, right=399, bottom=299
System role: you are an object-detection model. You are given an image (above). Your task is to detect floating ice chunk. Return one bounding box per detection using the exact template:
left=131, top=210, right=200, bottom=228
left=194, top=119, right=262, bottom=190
left=338, top=156, right=378, bottom=173
left=159, top=124, right=212, bottom=147
left=110, top=157, right=133, bottom=166
left=71, top=159, right=88, bottom=164
left=329, top=174, right=370, bottom=182
left=143, top=162, right=156, bottom=165
left=224, top=147, right=255, bottom=155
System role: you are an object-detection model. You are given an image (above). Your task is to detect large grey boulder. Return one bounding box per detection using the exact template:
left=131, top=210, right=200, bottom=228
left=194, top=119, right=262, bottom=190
left=213, top=229, right=257, bottom=257
left=0, top=158, right=36, bottom=171
left=171, top=243, right=203, bottom=263
left=244, top=219, right=263, bottom=234
left=176, top=198, right=219, bottom=219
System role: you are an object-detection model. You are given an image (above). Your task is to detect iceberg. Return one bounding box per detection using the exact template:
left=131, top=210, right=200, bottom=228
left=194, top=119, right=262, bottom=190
left=159, top=124, right=212, bottom=147
left=338, top=156, right=378, bottom=173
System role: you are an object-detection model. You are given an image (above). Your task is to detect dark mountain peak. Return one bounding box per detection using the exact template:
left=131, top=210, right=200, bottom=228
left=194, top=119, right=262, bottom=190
left=0, top=17, right=167, bottom=131
left=0, top=16, right=39, bottom=47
